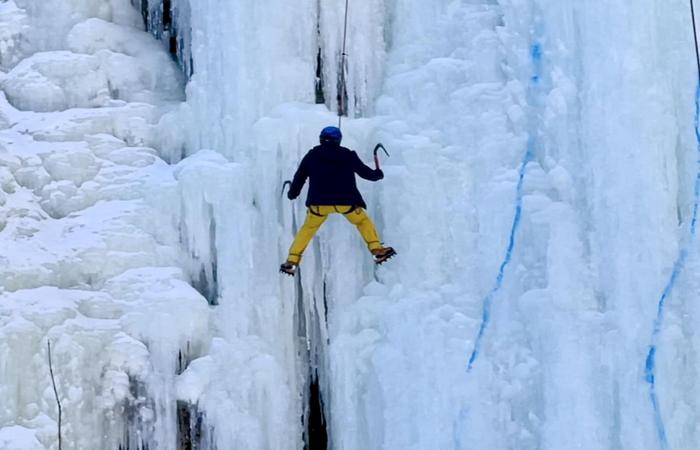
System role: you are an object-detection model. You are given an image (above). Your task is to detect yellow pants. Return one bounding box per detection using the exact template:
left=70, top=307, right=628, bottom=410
left=287, top=205, right=382, bottom=264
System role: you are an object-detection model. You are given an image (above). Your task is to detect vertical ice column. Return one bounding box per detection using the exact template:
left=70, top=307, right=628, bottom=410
left=318, top=0, right=387, bottom=119
left=167, top=6, right=336, bottom=445
left=571, top=1, right=697, bottom=448
left=183, top=0, right=317, bottom=157
left=136, top=0, right=193, bottom=77
left=0, top=1, right=28, bottom=69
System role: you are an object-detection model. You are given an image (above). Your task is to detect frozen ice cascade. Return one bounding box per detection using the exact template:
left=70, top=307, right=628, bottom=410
left=3, top=0, right=700, bottom=449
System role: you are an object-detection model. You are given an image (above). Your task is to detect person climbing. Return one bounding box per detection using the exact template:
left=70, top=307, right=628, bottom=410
left=280, top=126, right=396, bottom=276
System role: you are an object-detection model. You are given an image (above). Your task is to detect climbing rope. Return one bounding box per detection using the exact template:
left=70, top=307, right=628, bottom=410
left=644, top=2, right=700, bottom=448
left=338, top=0, right=350, bottom=128
left=693, top=0, right=700, bottom=75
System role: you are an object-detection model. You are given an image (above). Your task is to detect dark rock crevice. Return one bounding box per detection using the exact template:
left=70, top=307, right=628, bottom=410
left=176, top=344, right=215, bottom=450
left=304, top=372, right=329, bottom=450
left=316, top=46, right=326, bottom=105
left=315, top=0, right=326, bottom=105
left=336, top=66, right=348, bottom=118
left=315, top=1, right=326, bottom=105
left=117, top=375, right=156, bottom=450
left=179, top=202, right=219, bottom=306
left=133, top=0, right=193, bottom=77
left=298, top=268, right=331, bottom=449
left=177, top=401, right=216, bottom=450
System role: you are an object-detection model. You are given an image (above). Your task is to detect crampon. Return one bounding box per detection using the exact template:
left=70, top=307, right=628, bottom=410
left=372, top=247, right=397, bottom=265
left=279, top=261, right=297, bottom=276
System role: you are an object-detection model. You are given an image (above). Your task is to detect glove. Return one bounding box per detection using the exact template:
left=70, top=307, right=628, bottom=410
left=287, top=190, right=297, bottom=200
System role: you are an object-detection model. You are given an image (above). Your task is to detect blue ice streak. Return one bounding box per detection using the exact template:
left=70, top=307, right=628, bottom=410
left=645, top=82, right=700, bottom=449
left=467, top=142, right=533, bottom=371
left=467, top=43, right=542, bottom=371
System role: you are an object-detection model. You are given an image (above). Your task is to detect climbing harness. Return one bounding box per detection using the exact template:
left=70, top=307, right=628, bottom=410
left=338, top=0, right=350, bottom=128
left=644, top=2, right=700, bottom=448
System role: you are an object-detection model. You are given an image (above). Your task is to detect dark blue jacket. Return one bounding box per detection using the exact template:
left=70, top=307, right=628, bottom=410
left=288, top=143, right=384, bottom=208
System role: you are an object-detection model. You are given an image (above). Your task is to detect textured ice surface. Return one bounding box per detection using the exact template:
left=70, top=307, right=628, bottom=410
left=1, top=18, right=182, bottom=112
left=0, top=2, right=206, bottom=449
left=3, top=0, right=700, bottom=449
left=0, top=1, right=28, bottom=70
left=176, top=0, right=700, bottom=449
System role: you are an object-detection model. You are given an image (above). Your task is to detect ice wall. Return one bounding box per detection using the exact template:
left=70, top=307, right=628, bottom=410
left=349, top=1, right=700, bottom=449
left=4, top=0, right=700, bottom=449
left=171, top=0, right=700, bottom=448
left=0, top=1, right=211, bottom=449
left=151, top=1, right=394, bottom=448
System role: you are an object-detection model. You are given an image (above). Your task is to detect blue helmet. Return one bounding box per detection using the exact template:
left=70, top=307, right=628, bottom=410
left=319, top=126, right=342, bottom=144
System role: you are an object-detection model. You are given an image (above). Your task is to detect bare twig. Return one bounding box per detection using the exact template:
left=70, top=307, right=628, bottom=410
left=47, top=340, right=62, bottom=450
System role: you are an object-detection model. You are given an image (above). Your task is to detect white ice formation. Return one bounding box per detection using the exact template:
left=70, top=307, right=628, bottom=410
left=2, top=0, right=700, bottom=449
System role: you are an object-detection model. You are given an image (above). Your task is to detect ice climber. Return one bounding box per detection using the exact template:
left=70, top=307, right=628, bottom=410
left=280, top=126, right=396, bottom=276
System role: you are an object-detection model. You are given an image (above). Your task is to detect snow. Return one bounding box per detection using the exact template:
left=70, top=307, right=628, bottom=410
left=0, top=1, right=28, bottom=70
left=3, top=0, right=700, bottom=449
left=0, top=425, right=43, bottom=450
left=0, top=2, right=209, bottom=448
left=2, top=18, right=183, bottom=112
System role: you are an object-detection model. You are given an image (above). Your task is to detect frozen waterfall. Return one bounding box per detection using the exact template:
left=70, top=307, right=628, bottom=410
left=2, top=0, right=700, bottom=449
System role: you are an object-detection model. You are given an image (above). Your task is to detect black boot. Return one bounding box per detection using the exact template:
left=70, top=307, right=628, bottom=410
left=371, top=247, right=397, bottom=265
left=279, top=261, right=298, bottom=276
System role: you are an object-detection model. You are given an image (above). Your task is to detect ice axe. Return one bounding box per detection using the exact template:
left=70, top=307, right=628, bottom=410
left=373, top=143, right=390, bottom=170
left=281, top=180, right=292, bottom=198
